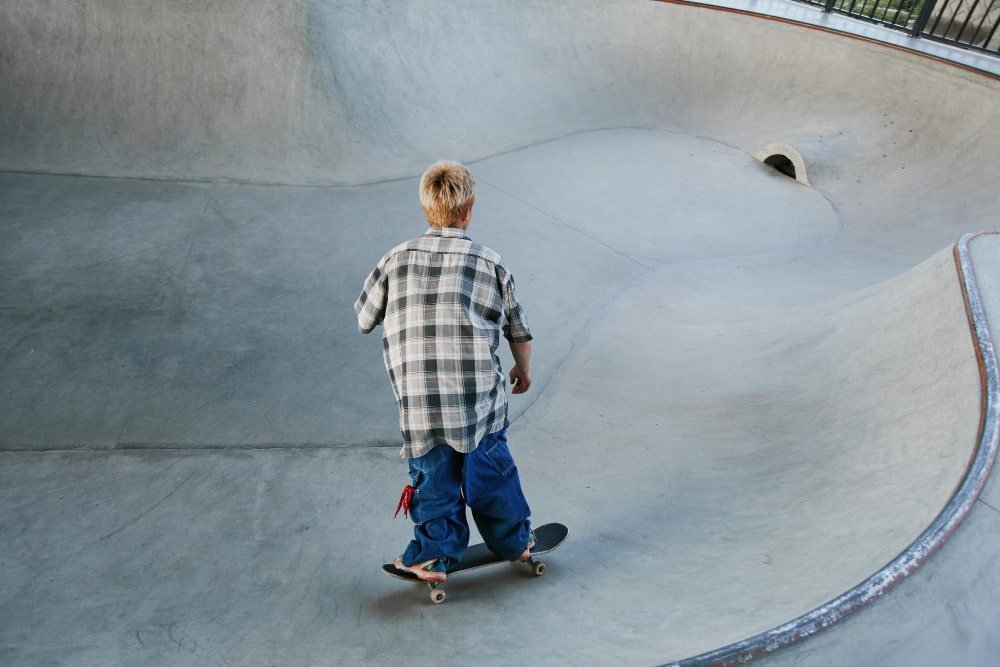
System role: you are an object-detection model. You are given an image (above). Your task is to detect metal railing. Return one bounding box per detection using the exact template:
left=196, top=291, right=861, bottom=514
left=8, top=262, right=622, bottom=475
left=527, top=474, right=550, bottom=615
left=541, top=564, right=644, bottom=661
left=795, top=0, right=1000, bottom=54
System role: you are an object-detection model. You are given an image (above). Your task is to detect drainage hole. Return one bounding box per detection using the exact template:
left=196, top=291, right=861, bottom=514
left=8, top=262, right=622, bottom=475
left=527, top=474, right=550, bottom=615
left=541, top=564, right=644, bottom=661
left=763, top=154, right=796, bottom=179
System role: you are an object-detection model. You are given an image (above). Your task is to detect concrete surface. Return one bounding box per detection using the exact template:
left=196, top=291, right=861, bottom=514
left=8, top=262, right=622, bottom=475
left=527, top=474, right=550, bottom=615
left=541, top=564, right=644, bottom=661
left=1, top=1, right=999, bottom=665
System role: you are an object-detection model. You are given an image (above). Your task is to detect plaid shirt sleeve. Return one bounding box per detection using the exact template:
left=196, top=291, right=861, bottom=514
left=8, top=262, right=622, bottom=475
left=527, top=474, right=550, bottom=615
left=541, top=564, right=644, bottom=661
left=497, top=263, right=533, bottom=343
left=354, top=256, right=388, bottom=334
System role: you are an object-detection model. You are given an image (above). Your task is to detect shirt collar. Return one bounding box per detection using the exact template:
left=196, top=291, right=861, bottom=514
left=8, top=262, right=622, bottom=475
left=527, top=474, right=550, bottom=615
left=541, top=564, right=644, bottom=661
left=424, top=226, right=470, bottom=240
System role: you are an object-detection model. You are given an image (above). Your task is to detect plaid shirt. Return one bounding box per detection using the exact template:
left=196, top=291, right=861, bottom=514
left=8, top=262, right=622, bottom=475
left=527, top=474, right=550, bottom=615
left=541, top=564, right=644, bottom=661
left=355, top=226, right=533, bottom=458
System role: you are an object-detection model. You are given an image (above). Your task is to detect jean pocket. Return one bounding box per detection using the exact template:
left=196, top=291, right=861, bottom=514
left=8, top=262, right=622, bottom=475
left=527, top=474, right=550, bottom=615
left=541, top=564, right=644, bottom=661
left=484, top=440, right=516, bottom=477
left=411, top=443, right=448, bottom=475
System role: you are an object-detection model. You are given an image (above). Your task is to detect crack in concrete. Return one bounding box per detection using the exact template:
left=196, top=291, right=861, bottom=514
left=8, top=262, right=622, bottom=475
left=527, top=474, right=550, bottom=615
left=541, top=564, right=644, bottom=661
left=0, top=126, right=707, bottom=188
left=96, top=469, right=197, bottom=542
left=979, top=497, right=1000, bottom=515
left=477, top=174, right=655, bottom=273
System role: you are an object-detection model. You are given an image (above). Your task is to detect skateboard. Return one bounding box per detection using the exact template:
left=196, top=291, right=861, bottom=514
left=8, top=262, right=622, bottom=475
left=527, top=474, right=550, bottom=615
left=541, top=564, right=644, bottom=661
left=381, top=522, right=568, bottom=604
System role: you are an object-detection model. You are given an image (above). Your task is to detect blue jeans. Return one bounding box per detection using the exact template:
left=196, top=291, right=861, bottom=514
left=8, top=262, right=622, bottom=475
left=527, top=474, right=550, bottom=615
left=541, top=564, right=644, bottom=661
left=401, top=426, right=532, bottom=565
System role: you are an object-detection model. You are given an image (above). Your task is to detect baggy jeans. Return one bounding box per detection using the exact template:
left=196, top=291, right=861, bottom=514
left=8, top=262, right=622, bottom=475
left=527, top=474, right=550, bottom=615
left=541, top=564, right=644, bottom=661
left=401, top=425, right=532, bottom=566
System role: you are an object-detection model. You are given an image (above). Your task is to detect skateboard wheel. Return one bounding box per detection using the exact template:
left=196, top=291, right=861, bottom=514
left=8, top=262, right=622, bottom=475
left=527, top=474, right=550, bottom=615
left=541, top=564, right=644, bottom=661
left=430, top=589, right=447, bottom=604
left=532, top=561, right=546, bottom=577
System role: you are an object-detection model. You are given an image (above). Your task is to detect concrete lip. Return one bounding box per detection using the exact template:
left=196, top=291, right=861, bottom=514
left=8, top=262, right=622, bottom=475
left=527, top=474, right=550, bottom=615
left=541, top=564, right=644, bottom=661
left=668, top=232, right=1000, bottom=665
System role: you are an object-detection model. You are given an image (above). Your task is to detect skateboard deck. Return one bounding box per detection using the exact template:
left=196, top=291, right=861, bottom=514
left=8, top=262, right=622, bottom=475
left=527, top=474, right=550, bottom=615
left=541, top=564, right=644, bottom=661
left=382, top=522, right=568, bottom=603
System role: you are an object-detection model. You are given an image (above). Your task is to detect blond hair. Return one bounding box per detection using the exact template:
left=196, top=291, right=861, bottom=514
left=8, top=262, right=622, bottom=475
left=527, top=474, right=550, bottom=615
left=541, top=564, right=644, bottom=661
left=419, top=161, right=476, bottom=227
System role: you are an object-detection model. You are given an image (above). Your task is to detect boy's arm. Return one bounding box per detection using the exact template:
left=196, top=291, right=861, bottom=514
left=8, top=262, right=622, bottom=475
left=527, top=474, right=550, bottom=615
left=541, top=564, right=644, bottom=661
left=508, top=340, right=532, bottom=394
left=497, top=263, right=533, bottom=394
left=354, top=258, right=388, bottom=334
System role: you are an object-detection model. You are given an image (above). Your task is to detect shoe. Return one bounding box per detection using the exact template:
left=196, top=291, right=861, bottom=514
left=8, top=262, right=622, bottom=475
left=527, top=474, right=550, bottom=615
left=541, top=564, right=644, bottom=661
left=517, top=530, right=537, bottom=562
left=393, top=556, right=448, bottom=583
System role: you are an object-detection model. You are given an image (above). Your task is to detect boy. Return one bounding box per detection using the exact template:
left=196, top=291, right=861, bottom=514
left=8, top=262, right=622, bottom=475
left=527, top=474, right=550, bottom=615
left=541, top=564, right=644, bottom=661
left=354, top=161, right=535, bottom=583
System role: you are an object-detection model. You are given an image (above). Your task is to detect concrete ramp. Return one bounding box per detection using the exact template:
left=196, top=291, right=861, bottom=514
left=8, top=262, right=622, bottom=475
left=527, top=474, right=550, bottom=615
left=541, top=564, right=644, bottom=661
left=515, top=242, right=982, bottom=660
left=1, top=1, right=998, bottom=664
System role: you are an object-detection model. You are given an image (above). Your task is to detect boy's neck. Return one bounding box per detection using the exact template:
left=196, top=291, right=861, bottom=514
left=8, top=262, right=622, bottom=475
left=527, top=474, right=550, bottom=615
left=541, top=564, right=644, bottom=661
left=427, top=225, right=469, bottom=237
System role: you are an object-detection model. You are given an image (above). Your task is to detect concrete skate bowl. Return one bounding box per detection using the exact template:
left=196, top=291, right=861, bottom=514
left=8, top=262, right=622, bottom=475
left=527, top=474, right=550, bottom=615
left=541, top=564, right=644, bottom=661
left=1, top=1, right=999, bottom=665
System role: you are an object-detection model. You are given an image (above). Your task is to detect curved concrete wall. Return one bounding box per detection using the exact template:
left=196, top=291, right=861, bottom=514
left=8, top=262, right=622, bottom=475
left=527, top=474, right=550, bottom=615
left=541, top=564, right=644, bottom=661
left=1, top=2, right=999, bottom=665
left=2, top=1, right=998, bottom=201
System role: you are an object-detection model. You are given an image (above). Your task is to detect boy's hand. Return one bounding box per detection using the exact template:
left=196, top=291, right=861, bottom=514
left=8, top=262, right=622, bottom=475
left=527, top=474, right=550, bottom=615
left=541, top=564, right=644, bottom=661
left=509, top=365, right=532, bottom=394
left=507, top=340, right=532, bottom=395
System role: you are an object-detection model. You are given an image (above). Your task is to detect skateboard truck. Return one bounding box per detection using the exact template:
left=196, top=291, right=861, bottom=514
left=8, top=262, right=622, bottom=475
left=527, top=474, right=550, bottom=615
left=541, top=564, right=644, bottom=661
left=525, top=555, right=547, bottom=577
